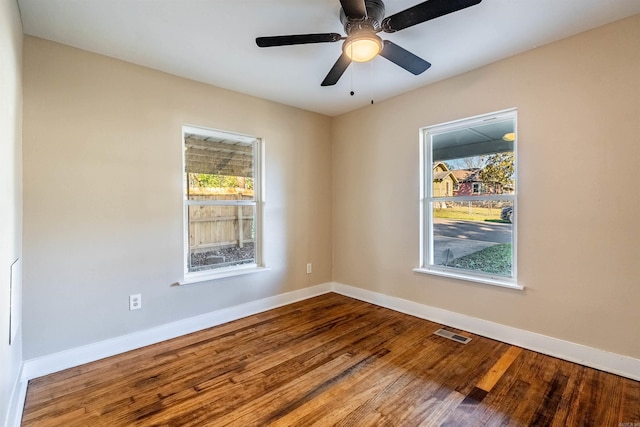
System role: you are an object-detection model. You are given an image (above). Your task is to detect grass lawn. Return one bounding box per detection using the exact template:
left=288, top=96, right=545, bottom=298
left=434, top=205, right=506, bottom=222
left=449, top=243, right=512, bottom=276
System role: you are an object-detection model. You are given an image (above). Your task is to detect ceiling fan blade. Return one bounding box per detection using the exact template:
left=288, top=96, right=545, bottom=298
left=340, top=0, right=367, bottom=19
left=379, top=40, right=431, bottom=75
left=321, top=53, right=352, bottom=86
left=256, top=33, right=342, bottom=47
left=382, top=0, right=482, bottom=32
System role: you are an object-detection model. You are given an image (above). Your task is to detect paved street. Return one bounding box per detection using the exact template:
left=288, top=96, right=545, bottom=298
left=432, top=219, right=512, bottom=265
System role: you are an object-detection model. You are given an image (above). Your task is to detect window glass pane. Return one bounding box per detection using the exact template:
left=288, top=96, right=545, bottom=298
left=431, top=200, right=513, bottom=277
left=431, top=119, right=515, bottom=199
left=184, top=133, right=254, bottom=201
left=188, top=204, right=256, bottom=272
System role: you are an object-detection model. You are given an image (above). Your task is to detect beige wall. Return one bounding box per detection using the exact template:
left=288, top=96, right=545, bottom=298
left=332, top=14, right=640, bottom=358
left=22, top=37, right=333, bottom=359
left=0, top=0, right=23, bottom=422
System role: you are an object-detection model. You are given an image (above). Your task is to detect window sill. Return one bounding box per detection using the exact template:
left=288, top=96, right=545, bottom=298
left=413, top=267, right=523, bottom=290
left=181, top=265, right=271, bottom=285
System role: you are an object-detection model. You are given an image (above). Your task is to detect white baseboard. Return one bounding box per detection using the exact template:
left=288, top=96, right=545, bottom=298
left=4, top=364, right=27, bottom=427
left=22, top=283, right=332, bottom=381
left=20, top=281, right=640, bottom=382
left=332, top=282, right=640, bottom=382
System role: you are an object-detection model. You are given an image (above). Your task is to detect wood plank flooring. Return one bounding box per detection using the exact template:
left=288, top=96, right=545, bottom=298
left=22, top=293, right=640, bottom=426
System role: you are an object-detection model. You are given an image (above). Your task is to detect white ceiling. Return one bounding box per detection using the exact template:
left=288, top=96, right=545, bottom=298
left=17, top=0, right=640, bottom=117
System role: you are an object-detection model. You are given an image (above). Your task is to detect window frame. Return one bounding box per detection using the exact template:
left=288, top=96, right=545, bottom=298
left=181, top=125, right=268, bottom=285
left=414, top=109, right=521, bottom=290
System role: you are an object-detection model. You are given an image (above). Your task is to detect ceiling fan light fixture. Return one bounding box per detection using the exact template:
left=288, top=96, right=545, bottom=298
left=256, top=0, right=483, bottom=86
left=343, top=34, right=383, bottom=62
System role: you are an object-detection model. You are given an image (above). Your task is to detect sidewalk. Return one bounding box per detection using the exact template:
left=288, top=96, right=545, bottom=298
left=433, top=236, right=496, bottom=265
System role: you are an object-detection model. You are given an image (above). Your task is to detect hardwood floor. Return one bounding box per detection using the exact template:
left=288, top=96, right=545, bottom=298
left=22, top=293, right=640, bottom=426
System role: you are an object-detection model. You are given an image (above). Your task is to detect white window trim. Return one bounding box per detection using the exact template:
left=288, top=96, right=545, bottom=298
left=417, top=109, right=521, bottom=290
left=181, top=264, right=270, bottom=285
left=412, top=267, right=522, bottom=290
left=180, top=125, right=268, bottom=285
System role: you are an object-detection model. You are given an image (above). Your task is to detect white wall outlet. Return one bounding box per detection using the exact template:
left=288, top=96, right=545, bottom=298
left=306, top=263, right=312, bottom=274
left=129, top=294, right=142, bottom=310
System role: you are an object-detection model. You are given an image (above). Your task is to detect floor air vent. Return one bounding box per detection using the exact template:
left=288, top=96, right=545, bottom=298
left=434, top=328, right=472, bottom=344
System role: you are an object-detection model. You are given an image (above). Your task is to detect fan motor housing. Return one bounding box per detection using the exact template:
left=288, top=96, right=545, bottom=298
left=340, top=0, right=386, bottom=34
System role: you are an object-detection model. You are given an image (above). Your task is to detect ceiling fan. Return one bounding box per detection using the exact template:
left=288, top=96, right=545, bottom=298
left=256, top=0, right=482, bottom=86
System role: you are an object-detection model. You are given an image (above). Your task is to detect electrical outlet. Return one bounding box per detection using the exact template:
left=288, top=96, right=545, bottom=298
left=129, top=294, right=142, bottom=310
left=306, top=263, right=312, bottom=274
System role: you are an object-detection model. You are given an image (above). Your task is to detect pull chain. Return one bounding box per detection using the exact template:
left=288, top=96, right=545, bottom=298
left=369, top=59, right=375, bottom=104
left=350, top=51, right=355, bottom=96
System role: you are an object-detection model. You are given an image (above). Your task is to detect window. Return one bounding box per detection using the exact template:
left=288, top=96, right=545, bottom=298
left=182, top=126, right=265, bottom=282
left=416, top=109, right=519, bottom=289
